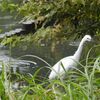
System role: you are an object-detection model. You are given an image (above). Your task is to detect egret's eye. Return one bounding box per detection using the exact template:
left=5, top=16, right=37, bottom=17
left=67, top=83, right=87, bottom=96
left=87, top=37, right=91, bottom=40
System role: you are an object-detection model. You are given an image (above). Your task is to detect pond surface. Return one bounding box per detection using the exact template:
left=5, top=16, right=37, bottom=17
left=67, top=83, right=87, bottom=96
left=0, top=11, right=21, bottom=33
left=0, top=39, right=79, bottom=77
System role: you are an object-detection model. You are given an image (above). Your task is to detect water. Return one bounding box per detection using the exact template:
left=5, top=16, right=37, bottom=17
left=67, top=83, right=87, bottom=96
left=0, top=1, right=36, bottom=75
left=0, top=11, right=22, bottom=33
left=0, top=0, right=22, bottom=33
left=0, top=39, right=78, bottom=75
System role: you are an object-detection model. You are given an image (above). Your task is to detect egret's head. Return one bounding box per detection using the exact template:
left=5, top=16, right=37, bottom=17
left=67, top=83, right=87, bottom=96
left=83, top=35, right=92, bottom=42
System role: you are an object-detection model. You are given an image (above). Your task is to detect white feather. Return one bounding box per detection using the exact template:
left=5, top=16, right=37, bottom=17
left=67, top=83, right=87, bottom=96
left=49, top=35, right=92, bottom=80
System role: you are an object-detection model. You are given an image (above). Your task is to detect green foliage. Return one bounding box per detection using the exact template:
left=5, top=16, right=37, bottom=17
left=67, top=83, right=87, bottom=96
left=0, top=47, right=99, bottom=100
left=0, top=0, right=18, bottom=13
left=17, top=0, right=100, bottom=39
left=0, top=0, right=100, bottom=45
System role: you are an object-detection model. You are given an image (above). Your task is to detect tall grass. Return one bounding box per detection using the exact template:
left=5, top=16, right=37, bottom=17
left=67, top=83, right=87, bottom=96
left=0, top=47, right=100, bottom=100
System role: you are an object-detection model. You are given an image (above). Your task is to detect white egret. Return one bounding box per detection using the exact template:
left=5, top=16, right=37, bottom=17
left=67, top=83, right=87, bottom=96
left=49, top=35, right=92, bottom=80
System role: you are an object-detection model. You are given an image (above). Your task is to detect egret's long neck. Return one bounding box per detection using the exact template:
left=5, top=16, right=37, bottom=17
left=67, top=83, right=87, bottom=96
left=74, top=39, right=85, bottom=61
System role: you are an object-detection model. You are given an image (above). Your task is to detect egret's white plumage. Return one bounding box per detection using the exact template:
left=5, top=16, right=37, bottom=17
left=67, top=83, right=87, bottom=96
left=49, top=35, right=92, bottom=80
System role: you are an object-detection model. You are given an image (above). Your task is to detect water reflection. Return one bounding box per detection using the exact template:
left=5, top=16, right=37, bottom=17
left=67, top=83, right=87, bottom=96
left=0, top=44, right=38, bottom=75
left=0, top=10, right=22, bottom=33
left=9, top=41, right=77, bottom=73
left=0, top=15, right=12, bottom=20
